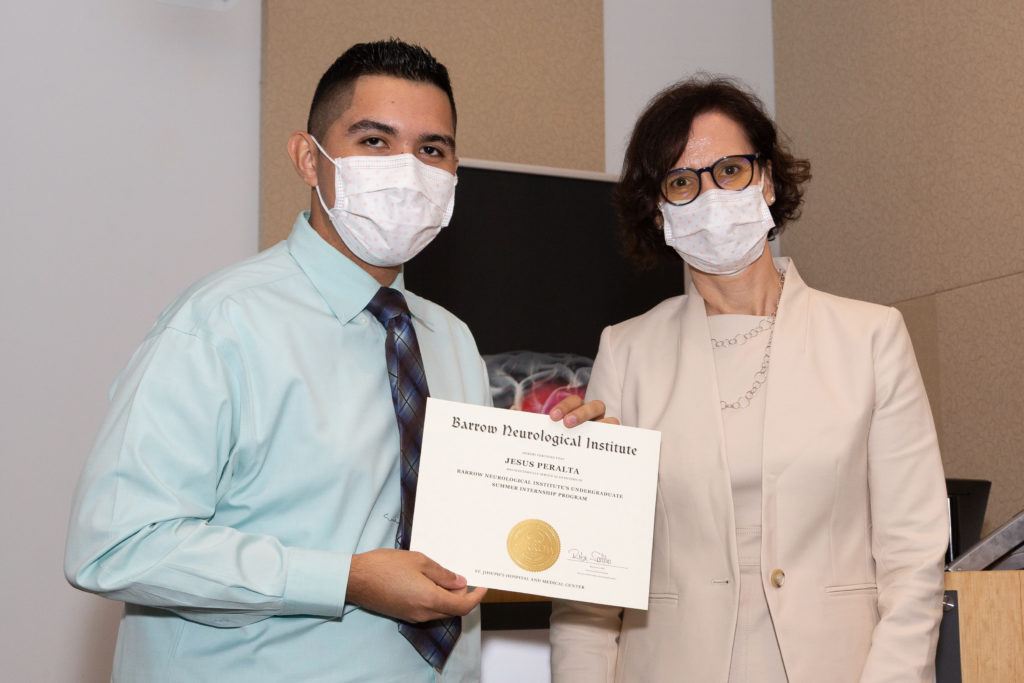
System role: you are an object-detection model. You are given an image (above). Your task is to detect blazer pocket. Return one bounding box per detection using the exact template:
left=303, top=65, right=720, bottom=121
left=648, top=592, right=679, bottom=604
left=824, top=582, right=877, bottom=595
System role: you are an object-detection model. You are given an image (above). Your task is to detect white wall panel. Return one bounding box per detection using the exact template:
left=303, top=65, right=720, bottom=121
left=604, top=0, right=775, bottom=175
left=0, top=2, right=260, bottom=680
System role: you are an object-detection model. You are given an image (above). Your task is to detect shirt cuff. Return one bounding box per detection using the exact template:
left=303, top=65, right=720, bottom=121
left=281, top=547, right=351, bottom=618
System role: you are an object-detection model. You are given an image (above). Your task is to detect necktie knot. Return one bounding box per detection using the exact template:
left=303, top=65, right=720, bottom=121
left=366, top=287, right=411, bottom=326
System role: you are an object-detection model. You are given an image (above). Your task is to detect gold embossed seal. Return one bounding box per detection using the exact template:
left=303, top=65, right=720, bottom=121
left=507, top=519, right=561, bottom=572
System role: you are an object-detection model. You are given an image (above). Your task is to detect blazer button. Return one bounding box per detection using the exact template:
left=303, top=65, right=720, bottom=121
left=770, top=568, right=786, bottom=588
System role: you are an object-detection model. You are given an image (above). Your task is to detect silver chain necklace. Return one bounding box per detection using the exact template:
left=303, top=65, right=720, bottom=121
left=713, top=270, right=786, bottom=410
left=710, top=316, right=772, bottom=348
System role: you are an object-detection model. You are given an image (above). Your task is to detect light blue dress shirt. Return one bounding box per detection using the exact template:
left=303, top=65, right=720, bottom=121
left=65, top=212, right=491, bottom=682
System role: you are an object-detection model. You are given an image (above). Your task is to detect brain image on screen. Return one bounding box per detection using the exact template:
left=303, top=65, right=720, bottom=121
left=484, top=351, right=593, bottom=413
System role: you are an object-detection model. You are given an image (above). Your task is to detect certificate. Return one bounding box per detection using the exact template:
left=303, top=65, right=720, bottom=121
left=410, top=397, right=662, bottom=609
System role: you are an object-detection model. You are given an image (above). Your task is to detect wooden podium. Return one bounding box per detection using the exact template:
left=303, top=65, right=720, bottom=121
left=942, top=571, right=1024, bottom=682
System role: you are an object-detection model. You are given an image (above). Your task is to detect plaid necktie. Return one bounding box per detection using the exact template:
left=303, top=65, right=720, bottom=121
left=366, top=286, right=461, bottom=671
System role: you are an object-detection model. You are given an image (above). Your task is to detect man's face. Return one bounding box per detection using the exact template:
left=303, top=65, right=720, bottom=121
left=313, top=74, right=457, bottom=203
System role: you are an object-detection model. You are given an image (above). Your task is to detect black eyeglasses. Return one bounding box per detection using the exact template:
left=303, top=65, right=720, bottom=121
left=660, top=153, right=761, bottom=206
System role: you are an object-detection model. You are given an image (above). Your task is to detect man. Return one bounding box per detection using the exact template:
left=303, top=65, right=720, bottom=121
left=66, top=39, right=608, bottom=682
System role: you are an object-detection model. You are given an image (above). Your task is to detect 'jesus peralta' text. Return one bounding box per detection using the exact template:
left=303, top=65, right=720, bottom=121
left=503, top=457, right=580, bottom=475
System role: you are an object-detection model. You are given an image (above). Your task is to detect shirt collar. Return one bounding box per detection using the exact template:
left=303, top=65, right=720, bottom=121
left=287, top=211, right=431, bottom=328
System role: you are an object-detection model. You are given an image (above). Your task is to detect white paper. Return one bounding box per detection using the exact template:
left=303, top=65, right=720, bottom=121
left=411, top=398, right=662, bottom=609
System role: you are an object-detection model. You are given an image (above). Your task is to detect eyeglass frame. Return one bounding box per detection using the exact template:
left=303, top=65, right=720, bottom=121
left=660, top=153, right=763, bottom=206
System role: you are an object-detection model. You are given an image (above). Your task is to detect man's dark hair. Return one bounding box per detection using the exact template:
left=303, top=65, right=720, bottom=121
left=307, top=39, right=456, bottom=140
left=616, top=76, right=811, bottom=270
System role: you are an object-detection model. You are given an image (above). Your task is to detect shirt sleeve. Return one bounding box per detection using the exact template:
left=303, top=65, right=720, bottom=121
left=64, top=326, right=351, bottom=627
left=860, top=308, right=948, bottom=682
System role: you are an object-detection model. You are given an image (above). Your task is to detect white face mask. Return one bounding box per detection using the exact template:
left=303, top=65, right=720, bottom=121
left=311, top=137, right=457, bottom=267
left=660, top=182, right=775, bottom=276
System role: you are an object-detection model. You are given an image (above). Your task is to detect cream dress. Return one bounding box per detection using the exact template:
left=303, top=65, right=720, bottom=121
left=709, top=314, right=789, bottom=683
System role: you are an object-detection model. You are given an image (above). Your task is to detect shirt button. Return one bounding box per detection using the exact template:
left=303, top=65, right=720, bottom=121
left=770, top=568, right=786, bottom=588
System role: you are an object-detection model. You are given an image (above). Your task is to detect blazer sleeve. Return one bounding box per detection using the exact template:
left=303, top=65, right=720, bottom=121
left=860, top=308, right=948, bottom=683
left=549, top=326, right=624, bottom=683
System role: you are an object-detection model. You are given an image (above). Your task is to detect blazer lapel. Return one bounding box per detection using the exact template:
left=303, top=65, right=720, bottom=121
left=657, top=290, right=738, bottom=573
left=762, top=257, right=811, bottom=480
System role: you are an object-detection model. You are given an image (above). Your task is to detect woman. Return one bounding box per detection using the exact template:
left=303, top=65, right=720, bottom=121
left=548, top=78, right=947, bottom=682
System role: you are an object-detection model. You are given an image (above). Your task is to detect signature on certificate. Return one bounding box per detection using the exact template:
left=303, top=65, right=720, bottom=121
left=567, top=548, right=612, bottom=564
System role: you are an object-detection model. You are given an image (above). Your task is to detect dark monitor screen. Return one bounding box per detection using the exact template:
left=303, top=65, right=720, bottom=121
left=945, top=478, right=991, bottom=563
left=404, top=164, right=684, bottom=359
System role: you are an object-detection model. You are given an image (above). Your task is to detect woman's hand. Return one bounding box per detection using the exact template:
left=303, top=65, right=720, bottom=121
left=548, top=395, right=620, bottom=428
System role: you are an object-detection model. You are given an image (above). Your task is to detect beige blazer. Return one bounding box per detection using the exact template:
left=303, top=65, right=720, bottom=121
left=550, top=259, right=947, bottom=683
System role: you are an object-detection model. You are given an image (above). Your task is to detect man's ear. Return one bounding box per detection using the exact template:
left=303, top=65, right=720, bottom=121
left=287, top=132, right=320, bottom=188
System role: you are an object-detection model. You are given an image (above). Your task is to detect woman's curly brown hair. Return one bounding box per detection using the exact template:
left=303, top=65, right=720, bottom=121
left=615, top=76, right=811, bottom=270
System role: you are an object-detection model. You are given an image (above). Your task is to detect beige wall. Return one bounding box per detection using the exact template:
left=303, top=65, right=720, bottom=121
left=260, top=0, right=604, bottom=247
left=774, top=1, right=1024, bottom=533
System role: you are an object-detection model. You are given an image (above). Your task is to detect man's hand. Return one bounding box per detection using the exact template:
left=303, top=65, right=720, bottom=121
left=548, top=395, right=620, bottom=428
left=347, top=549, right=487, bottom=623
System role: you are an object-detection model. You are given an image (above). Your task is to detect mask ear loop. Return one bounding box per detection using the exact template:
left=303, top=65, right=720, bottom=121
left=308, top=134, right=333, bottom=162
left=756, top=161, right=775, bottom=205
left=314, top=185, right=332, bottom=216
left=309, top=135, right=339, bottom=215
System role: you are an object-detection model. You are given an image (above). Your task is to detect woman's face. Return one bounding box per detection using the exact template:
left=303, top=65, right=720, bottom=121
left=672, top=111, right=773, bottom=205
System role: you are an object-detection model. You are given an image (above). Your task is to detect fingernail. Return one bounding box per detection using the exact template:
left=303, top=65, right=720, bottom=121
left=456, top=574, right=467, bottom=583
left=550, top=408, right=563, bottom=420
left=565, top=415, right=578, bottom=427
